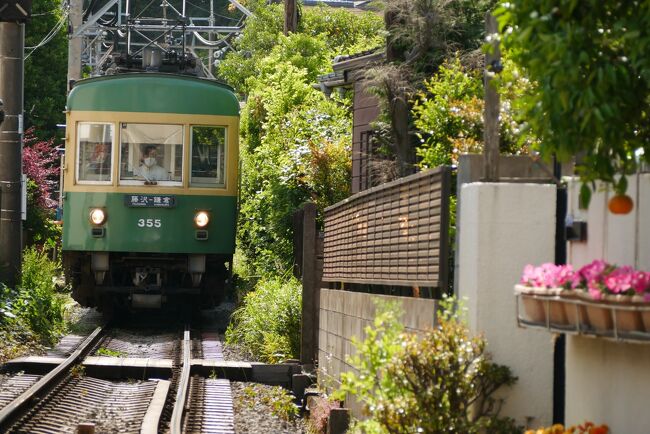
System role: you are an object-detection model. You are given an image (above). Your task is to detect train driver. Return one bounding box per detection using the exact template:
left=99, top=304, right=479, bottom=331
left=135, top=145, right=170, bottom=181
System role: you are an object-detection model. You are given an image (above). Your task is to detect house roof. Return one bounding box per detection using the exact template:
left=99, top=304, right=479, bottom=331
left=317, top=48, right=385, bottom=89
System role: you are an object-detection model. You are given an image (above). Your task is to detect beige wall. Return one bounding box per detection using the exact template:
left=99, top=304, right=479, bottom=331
left=565, top=174, right=650, bottom=433
left=457, top=182, right=557, bottom=428
left=318, top=289, right=438, bottom=417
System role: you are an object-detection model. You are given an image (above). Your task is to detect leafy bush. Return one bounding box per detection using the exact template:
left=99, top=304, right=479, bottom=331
left=412, top=58, right=533, bottom=169
left=22, top=128, right=61, bottom=251
left=10, top=247, right=67, bottom=345
left=225, top=276, right=302, bottom=363
left=237, top=63, right=351, bottom=275
left=338, top=299, right=520, bottom=434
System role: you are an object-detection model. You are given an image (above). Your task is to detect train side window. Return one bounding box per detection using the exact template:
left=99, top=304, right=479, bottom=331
left=190, top=126, right=226, bottom=188
left=77, top=122, right=114, bottom=184
left=119, top=123, right=183, bottom=185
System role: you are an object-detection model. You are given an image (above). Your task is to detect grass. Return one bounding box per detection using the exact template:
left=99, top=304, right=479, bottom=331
left=225, top=276, right=302, bottom=363
left=240, top=384, right=299, bottom=422
left=95, top=347, right=127, bottom=357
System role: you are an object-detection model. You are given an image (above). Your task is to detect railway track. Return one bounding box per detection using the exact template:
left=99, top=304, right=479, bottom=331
left=0, top=323, right=237, bottom=433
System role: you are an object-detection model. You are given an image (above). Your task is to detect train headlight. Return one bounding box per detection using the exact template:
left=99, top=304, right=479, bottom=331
left=194, top=211, right=209, bottom=228
left=89, top=208, right=106, bottom=225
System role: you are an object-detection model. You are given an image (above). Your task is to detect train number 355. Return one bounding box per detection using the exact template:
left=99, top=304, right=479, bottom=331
left=138, top=218, right=162, bottom=228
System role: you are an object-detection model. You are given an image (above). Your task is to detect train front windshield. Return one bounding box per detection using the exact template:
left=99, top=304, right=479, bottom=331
left=120, top=123, right=183, bottom=184
left=76, top=122, right=227, bottom=188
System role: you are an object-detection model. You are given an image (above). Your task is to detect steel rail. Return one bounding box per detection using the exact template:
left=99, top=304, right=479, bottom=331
left=0, top=326, right=105, bottom=430
left=170, top=325, right=191, bottom=434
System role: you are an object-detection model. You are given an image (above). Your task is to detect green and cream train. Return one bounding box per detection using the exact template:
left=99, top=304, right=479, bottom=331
left=62, top=73, right=239, bottom=311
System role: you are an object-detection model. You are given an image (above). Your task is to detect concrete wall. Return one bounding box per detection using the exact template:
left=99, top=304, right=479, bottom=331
left=565, top=174, right=650, bottom=433
left=457, top=182, right=556, bottom=428
left=318, top=288, right=438, bottom=417
left=455, top=154, right=570, bottom=294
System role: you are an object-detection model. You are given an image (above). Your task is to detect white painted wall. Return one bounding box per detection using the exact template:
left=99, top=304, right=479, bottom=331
left=565, top=174, right=650, bottom=433
left=457, top=182, right=556, bottom=428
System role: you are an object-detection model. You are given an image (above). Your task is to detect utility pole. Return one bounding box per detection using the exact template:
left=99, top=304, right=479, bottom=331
left=67, top=0, right=83, bottom=91
left=0, top=21, right=25, bottom=287
left=284, top=0, right=297, bottom=35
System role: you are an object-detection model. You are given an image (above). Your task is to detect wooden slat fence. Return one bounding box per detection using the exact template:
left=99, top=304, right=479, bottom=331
left=323, top=166, right=451, bottom=289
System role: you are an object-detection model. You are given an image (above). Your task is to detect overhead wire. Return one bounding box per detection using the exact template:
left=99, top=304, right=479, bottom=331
left=24, top=7, right=70, bottom=60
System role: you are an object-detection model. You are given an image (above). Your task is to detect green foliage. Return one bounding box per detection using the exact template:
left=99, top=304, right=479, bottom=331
left=240, top=383, right=299, bottom=421
left=24, top=180, right=61, bottom=253
left=221, top=2, right=379, bottom=275
left=225, top=276, right=302, bottom=363
left=412, top=59, right=484, bottom=168
left=383, top=0, right=495, bottom=74
left=219, top=1, right=382, bottom=94
left=364, top=0, right=496, bottom=175
left=339, top=298, right=519, bottom=434
left=95, top=347, right=127, bottom=357
left=236, top=48, right=352, bottom=274
left=6, top=248, right=67, bottom=345
left=300, top=5, right=384, bottom=56
left=412, top=58, right=534, bottom=169
left=496, top=0, right=650, bottom=199
left=25, top=0, right=67, bottom=139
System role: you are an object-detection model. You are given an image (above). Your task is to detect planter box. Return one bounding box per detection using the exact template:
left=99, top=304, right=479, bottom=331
left=514, top=285, right=547, bottom=324
left=515, top=285, right=650, bottom=342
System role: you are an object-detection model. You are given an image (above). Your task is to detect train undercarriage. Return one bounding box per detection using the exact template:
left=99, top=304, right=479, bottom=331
left=63, top=251, right=231, bottom=313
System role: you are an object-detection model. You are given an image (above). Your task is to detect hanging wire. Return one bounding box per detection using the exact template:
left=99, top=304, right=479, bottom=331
left=24, top=9, right=70, bottom=60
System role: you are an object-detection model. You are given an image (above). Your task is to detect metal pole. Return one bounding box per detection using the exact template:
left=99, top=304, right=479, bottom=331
left=0, top=22, right=24, bottom=287
left=67, top=0, right=83, bottom=91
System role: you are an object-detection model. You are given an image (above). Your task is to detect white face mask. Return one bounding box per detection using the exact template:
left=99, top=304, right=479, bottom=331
left=144, top=157, right=157, bottom=167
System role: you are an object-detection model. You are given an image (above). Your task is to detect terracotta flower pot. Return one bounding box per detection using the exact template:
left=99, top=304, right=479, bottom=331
left=581, top=293, right=613, bottom=332
left=642, top=310, right=650, bottom=333
left=612, top=295, right=644, bottom=333
left=561, top=291, right=588, bottom=330
left=547, top=288, right=569, bottom=326
left=515, top=284, right=547, bottom=324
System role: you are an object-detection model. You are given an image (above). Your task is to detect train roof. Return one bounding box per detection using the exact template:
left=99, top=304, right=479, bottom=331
left=67, top=73, right=239, bottom=116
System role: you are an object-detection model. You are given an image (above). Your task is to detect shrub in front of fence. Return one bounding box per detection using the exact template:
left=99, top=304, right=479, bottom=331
left=337, top=298, right=520, bottom=434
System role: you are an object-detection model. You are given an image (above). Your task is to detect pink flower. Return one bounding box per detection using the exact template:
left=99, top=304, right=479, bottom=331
left=631, top=271, right=650, bottom=294
left=520, top=263, right=576, bottom=288
left=589, top=286, right=603, bottom=301
left=604, top=266, right=635, bottom=295
left=578, top=260, right=609, bottom=284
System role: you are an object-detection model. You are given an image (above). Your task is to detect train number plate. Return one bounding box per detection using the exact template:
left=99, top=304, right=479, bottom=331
left=124, top=194, right=176, bottom=208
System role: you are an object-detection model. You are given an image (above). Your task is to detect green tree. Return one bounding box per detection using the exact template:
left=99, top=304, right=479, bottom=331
left=219, top=0, right=383, bottom=94
left=496, top=0, right=650, bottom=201
left=220, top=3, right=381, bottom=275
left=413, top=58, right=534, bottom=169
left=238, top=62, right=351, bottom=273
left=24, top=0, right=68, bottom=139
left=365, top=0, right=496, bottom=176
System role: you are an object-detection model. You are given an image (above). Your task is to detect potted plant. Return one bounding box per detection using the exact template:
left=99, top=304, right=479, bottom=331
left=517, top=260, right=650, bottom=335
left=516, top=263, right=577, bottom=326
left=578, top=262, right=650, bottom=333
